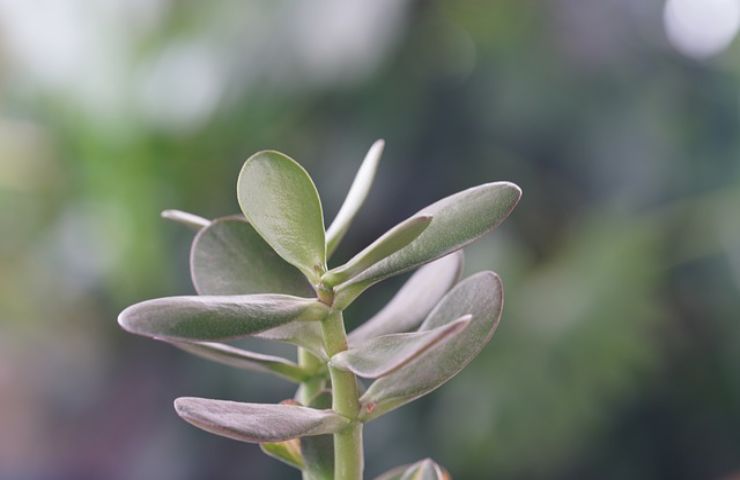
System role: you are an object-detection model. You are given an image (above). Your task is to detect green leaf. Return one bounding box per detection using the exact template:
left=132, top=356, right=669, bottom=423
left=237, top=150, right=327, bottom=284
left=171, top=341, right=311, bottom=382
left=256, top=322, right=327, bottom=359
left=326, top=139, right=384, bottom=258
left=334, top=182, right=520, bottom=308
left=174, top=397, right=349, bottom=443
left=260, top=439, right=304, bottom=470
left=348, top=251, right=464, bottom=343
left=118, top=294, right=328, bottom=342
left=300, top=391, right=334, bottom=480
left=359, top=272, right=504, bottom=421
left=161, top=209, right=210, bottom=230
left=330, top=315, right=471, bottom=378
left=322, top=215, right=432, bottom=287
left=374, top=459, right=451, bottom=480
left=190, top=216, right=312, bottom=297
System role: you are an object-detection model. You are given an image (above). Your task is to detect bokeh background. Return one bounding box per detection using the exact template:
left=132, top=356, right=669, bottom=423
left=1, top=1, right=740, bottom=479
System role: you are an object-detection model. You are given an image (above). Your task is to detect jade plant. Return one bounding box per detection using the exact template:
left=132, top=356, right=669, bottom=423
left=118, top=140, right=521, bottom=479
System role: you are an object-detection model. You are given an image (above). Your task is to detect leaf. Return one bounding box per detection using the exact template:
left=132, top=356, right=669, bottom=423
left=326, top=139, right=384, bottom=258
left=374, top=459, right=451, bottom=480
left=161, top=209, right=210, bottom=230
left=348, top=251, right=464, bottom=343
left=359, top=272, right=504, bottom=421
left=174, top=398, right=349, bottom=443
left=300, top=391, right=334, bottom=480
left=237, top=150, right=327, bottom=284
left=260, top=439, right=305, bottom=470
left=256, top=321, right=327, bottom=359
left=190, top=216, right=312, bottom=297
left=330, top=315, right=471, bottom=378
left=334, top=182, right=520, bottom=308
left=118, top=294, right=328, bottom=342
left=322, top=215, right=432, bottom=287
left=171, top=341, right=311, bottom=382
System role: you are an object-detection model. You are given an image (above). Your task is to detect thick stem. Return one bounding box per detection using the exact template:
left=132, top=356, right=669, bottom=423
left=321, top=310, right=363, bottom=480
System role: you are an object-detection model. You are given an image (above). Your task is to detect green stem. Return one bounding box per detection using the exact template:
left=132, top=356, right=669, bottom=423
left=321, top=309, right=363, bottom=480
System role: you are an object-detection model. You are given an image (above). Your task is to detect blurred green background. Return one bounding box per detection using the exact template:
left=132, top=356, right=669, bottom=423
left=1, top=1, right=739, bottom=479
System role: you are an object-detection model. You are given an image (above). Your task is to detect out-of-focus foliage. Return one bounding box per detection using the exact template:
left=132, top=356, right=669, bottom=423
left=1, top=1, right=739, bottom=479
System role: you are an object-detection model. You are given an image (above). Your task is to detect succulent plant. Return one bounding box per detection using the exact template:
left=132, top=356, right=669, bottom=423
left=118, top=140, right=521, bottom=479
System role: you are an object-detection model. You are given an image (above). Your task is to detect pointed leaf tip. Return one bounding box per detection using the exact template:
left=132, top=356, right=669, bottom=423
left=174, top=397, right=349, bottom=443
left=237, top=150, right=327, bottom=284
left=326, top=140, right=385, bottom=257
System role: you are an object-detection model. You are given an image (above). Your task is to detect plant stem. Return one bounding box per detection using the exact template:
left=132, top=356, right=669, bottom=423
left=321, top=309, right=363, bottom=480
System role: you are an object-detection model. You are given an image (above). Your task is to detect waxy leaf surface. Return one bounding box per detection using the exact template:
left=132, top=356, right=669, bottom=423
left=190, top=217, right=312, bottom=297
left=118, top=294, right=327, bottom=342
left=326, top=139, right=384, bottom=257
left=331, top=315, right=471, bottom=378
left=238, top=150, right=327, bottom=283
left=172, top=341, right=310, bottom=382
left=323, top=215, right=431, bottom=287
left=335, top=182, right=520, bottom=307
left=359, top=272, right=504, bottom=420
left=348, top=251, right=464, bottom=343
left=174, top=398, right=349, bottom=443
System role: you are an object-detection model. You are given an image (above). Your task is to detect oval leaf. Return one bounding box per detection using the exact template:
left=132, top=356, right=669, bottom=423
left=237, top=150, right=327, bottom=284
left=118, top=294, right=328, bottom=341
left=190, top=216, right=312, bottom=297
left=322, top=215, right=432, bottom=287
left=325, top=139, right=384, bottom=257
left=172, top=341, right=311, bottom=382
left=161, top=209, right=210, bottom=230
left=359, top=272, right=504, bottom=421
left=330, top=315, right=471, bottom=378
left=375, top=459, right=451, bottom=480
left=256, top=321, right=327, bottom=359
left=348, top=251, right=464, bottom=343
left=174, top=398, right=349, bottom=443
left=335, top=182, right=520, bottom=308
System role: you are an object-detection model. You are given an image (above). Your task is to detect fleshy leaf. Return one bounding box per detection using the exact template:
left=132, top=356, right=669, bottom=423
left=301, top=391, right=334, bottom=480
left=161, top=209, right=210, bottom=230
left=330, top=315, right=471, bottom=378
left=237, top=150, right=327, bottom=284
left=118, top=294, right=328, bottom=342
left=256, top=322, right=327, bottom=359
left=190, top=216, right=312, bottom=297
left=374, top=459, right=451, bottom=480
left=322, top=215, right=432, bottom=287
left=171, top=341, right=311, bottom=382
left=359, top=272, right=504, bottom=421
left=174, top=398, right=349, bottom=443
left=260, top=439, right=304, bottom=470
left=348, top=251, right=464, bottom=343
left=334, top=182, right=520, bottom=308
left=326, top=139, right=384, bottom=258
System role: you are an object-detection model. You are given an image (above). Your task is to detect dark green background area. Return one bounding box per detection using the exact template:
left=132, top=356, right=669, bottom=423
left=1, top=1, right=739, bottom=479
